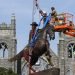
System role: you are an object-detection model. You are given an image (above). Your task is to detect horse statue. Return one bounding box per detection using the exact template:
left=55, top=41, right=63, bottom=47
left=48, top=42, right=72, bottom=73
left=29, top=24, right=55, bottom=66
left=9, top=14, right=55, bottom=69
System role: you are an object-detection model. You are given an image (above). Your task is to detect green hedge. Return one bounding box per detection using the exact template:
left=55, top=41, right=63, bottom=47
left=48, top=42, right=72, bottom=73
left=0, top=67, right=17, bottom=75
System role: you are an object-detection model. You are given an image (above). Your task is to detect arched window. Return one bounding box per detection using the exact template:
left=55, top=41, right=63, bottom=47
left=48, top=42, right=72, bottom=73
left=67, top=43, right=75, bottom=58
left=0, top=42, right=8, bottom=58
left=66, top=69, right=70, bottom=75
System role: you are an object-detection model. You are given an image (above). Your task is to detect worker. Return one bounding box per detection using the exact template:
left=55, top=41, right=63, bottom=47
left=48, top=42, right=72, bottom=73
left=39, top=10, right=47, bottom=17
left=29, top=22, right=38, bottom=44
left=42, top=11, right=47, bottom=24
left=39, top=9, right=48, bottom=24
left=50, top=7, right=58, bottom=23
left=69, top=21, right=74, bottom=26
left=51, top=7, right=57, bottom=18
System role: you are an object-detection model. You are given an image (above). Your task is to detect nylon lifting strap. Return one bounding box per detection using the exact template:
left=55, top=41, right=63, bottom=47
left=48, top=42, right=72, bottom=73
left=29, top=13, right=51, bottom=47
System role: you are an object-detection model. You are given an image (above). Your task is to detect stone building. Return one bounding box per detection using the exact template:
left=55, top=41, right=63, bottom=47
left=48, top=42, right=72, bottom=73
left=58, top=32, right=75, bottom=75
left=0, top=14, right=17, bottom=72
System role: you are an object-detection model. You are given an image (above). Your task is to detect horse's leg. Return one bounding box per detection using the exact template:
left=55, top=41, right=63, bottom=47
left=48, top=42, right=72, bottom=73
left=30, top=40, right=46, bottom=66
left=29, top=47, right=36, bottom=74
left=30, top=51, right=39, bottom=66
left=45, top=41, right=53, bottom=66
left=45, top=50, right=53, bottom=66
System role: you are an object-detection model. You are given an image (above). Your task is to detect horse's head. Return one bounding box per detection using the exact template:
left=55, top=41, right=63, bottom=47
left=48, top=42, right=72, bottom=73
left=35, top=24, right=55, bottom=42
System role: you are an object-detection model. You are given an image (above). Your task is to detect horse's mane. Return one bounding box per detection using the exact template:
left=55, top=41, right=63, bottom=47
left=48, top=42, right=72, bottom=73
left=37, top=24, right=50, bottom=34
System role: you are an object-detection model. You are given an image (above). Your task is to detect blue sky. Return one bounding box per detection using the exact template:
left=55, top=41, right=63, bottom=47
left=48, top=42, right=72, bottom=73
left=0, top=0, right=75, bottom=54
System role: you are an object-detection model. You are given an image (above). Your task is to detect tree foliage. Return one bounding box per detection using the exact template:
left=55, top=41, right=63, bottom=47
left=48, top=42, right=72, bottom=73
left=0, top=67, right=17, bottom=75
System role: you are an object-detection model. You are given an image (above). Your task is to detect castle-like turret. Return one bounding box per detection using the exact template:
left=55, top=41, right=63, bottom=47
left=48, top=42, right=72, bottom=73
left=0, top=14, right=17, bottom=73
left=11, top=13, right=16, bottom=29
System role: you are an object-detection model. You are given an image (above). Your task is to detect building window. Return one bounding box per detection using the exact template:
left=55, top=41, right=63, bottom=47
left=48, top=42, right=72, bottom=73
left=0, top=42, right=8, bottom=58
left=67, top=43, right=75, bottom=58
left=66, top=69, right=70, bottom=75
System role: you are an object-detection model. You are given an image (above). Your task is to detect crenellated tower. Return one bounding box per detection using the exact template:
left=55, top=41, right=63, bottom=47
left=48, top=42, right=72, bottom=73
left=0, top=14, right=17, bottom=72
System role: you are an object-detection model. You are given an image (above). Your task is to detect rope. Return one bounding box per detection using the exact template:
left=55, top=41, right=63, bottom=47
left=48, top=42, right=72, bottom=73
left=43, top=13, right=51, bottom=28
left=32, top=0, right=40, bottom=22
left=35, top=0, right=40, bottom=10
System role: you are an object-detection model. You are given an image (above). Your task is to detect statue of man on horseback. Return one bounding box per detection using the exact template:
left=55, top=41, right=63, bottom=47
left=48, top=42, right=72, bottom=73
left=28, top=14, right=55, bottom=66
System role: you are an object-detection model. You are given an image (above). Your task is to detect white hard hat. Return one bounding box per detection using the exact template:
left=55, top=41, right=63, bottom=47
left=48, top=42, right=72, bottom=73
left=43, top=10, right=47, bottom=14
